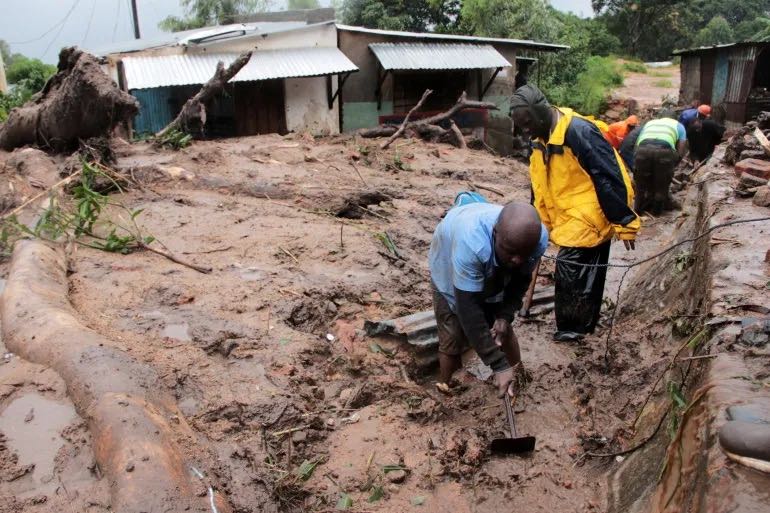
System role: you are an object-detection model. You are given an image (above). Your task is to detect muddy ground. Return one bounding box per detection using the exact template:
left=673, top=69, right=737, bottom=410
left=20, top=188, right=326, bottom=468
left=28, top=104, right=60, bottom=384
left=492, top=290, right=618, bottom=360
left=0, top=133, right=700, bottom=513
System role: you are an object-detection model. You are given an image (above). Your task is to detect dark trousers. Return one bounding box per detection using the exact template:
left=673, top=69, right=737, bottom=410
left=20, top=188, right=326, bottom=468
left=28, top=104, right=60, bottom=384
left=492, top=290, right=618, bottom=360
left=634, top=142, right=679, bottom=215
left=554, top=241, right=611, bottom=335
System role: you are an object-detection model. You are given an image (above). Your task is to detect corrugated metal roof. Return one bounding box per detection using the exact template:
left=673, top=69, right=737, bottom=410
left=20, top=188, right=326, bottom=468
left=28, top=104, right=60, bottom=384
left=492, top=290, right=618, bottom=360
left=123, top=47, right=358, bottom=90
left=91, top=21, right=330, bottom=56
left=369, top=43, right=510, bottom=70
left=337, top=24, right=569, bottom=52
left=672, top=40, right=770, bottom=56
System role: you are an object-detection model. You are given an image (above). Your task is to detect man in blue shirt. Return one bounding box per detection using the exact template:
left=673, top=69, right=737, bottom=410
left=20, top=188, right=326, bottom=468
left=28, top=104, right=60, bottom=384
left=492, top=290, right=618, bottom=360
left=429, top=201, right=548, bottom=397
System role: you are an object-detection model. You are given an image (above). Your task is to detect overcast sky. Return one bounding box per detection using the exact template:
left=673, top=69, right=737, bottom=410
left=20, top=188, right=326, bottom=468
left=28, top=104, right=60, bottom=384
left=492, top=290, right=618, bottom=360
left=1, top=0, right=594, bottom=64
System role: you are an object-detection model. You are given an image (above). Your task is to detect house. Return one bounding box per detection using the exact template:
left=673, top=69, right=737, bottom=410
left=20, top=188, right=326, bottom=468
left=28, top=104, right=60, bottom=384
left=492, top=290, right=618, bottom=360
left=94, top=20, right=358, bottom=137
left=336, top=25, right=567, bottom=153
left=673, top=41, right=770, bottom=128
left=96, top=17, right=566, bottom=147
left=0, top=52, right=7, bottom=94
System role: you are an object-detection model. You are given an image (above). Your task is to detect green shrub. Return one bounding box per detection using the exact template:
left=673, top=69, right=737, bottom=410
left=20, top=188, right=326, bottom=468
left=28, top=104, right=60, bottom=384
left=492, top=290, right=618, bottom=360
left=653, top=79, right=674, bottom=88
left=622, top=61, right=647, bottom=74
left=649, top=70, right=671, bottom=77
left=551, top=56, right=623, bottom=116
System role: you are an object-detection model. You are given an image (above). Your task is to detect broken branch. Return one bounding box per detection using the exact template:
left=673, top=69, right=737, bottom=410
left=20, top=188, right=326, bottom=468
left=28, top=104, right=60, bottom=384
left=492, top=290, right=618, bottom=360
left=139, top=242, right=213, bottom=274
left=157, top=51, right=253, bottom=137
left=382, top=89, right=433, bottom=149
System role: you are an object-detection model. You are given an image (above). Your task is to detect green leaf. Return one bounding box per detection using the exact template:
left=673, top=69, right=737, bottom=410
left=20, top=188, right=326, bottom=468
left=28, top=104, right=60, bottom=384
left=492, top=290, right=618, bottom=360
left=295, top=459, right=318, bottom=481
left=667, top=382, right=687, bottom=409
left=336, top=493, right=353, bottom=510
left=411, top=495, right=425, bottom=506
left=367, top=485, right=384, bottom=503
left=130, top=208, right=144, bottom=219
left=143, top=235, right=155, bottom=245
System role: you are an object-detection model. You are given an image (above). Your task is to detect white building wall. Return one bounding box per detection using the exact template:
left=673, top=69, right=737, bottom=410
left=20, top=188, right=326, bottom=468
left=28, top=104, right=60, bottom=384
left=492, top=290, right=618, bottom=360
left=0, top=53, right=7, bottom=94
left=285, top=76, right=338, bottom=135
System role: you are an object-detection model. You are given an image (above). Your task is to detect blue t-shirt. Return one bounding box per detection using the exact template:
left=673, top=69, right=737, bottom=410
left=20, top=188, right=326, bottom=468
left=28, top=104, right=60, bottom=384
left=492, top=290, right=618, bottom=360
left=428, top=203, right=549, bottom=312
left=678, top=108, right=698, bottom=126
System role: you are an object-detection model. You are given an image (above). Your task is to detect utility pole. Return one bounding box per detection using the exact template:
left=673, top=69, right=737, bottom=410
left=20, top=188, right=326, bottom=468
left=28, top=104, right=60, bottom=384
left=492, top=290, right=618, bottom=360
left=130, top=0, right=141, bottom=39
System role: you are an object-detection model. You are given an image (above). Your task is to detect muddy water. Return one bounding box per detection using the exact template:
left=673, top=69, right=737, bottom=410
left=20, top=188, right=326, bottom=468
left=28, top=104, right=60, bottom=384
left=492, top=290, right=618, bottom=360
left=0, top=393, right=77, bottom=497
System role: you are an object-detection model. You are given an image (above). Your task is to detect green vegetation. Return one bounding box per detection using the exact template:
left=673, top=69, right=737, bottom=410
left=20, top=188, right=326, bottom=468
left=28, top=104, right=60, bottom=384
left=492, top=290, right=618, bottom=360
left=288, top=0, right=320, bottom=7
left=0, top=48, right=57, bottom=121
left=653, top=79, right=674, bottom=88
left=650, top=70, right=673, bottom=77
left=693, top=15, right=734, bottom=47
left=550, top=56, right=624, bottom=115
left=622, top=61, right=648, bottom=74
left=159, top=0, right=272, bottom=31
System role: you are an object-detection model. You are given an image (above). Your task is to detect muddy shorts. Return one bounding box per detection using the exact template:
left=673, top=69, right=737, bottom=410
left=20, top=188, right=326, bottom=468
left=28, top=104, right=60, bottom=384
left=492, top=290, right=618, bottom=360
left=432, top=284, right=495, bottom=356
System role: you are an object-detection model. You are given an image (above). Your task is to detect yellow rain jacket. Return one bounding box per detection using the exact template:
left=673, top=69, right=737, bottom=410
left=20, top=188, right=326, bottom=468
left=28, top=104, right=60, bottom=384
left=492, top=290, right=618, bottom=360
left=529, top=108, right=640, bottom=248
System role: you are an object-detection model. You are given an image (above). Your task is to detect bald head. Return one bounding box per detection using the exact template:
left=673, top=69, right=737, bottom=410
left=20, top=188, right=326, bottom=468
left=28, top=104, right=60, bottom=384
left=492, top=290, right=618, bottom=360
left=494, top=202, right=542, bottom=269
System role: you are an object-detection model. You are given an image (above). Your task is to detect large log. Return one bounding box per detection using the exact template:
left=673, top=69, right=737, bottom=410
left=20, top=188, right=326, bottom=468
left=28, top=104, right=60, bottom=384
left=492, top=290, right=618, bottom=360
left=157, top=51, right=252, bottom=137
left=1, top=240, right=232, bottom=513
left=0, top=47, right=139, bottom=152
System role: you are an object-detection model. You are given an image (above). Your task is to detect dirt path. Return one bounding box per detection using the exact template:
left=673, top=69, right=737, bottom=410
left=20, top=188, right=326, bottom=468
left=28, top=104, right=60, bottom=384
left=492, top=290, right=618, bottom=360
left=613, top=63, right=680, bottom=109
left=0, top=134, right=689, bottom=513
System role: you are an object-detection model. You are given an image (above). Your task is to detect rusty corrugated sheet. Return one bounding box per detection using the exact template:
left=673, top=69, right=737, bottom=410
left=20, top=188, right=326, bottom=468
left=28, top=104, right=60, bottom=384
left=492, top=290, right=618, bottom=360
left=680, top=55, right=700, bottom=104
left=724, top=45, right=758, bottom=103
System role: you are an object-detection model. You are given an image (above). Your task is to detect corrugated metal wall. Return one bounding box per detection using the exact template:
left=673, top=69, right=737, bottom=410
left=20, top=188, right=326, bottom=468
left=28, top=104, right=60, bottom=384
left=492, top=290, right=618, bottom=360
left=131, top=88, right=176, bottom=135
left=680, top=56, right=700, bottom=105
left=724, top=45, right=758, bottom=125
left=712, top=51, right=729, bottom=105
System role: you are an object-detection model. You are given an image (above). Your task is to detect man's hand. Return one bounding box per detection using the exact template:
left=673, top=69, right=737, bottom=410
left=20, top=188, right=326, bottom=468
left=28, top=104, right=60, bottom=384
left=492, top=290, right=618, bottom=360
left=623, top=239, right=636, bottom=251
left=490, top=318, right=512, bottom=347
left=494, top=367, right=517, bottom=398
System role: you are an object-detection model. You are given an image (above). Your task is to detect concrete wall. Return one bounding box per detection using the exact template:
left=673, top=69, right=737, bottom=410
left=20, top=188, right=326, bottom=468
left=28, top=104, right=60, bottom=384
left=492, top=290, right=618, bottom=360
left=285, top=76, right=338, bottom=134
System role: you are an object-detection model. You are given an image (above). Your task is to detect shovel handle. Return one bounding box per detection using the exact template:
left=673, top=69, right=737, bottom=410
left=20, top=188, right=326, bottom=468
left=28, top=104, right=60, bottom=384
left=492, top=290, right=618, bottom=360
left=503, top=396, right=517, bottom=438
left=518, top=259, right=541, bottom=317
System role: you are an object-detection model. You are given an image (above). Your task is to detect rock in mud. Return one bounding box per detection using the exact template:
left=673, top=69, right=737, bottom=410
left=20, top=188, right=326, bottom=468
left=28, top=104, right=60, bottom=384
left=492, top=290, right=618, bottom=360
left=752, top=186, right=770, bottom=207
left=387, top=469, right=408, bottom=484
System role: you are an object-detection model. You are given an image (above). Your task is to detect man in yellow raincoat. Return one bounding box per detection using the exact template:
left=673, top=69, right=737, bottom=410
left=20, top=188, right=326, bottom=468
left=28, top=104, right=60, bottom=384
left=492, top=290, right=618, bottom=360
left=510, top=85, right=641, bottom=342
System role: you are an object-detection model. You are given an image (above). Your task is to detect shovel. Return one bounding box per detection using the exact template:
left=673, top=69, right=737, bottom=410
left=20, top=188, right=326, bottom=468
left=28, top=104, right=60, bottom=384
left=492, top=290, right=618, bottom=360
left=491, top=396, right=536, bottom=455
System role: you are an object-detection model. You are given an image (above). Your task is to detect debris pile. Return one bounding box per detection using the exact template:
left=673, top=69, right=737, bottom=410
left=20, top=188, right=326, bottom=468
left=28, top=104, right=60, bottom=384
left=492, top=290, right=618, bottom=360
left=726, top=112, right=770, bottom=206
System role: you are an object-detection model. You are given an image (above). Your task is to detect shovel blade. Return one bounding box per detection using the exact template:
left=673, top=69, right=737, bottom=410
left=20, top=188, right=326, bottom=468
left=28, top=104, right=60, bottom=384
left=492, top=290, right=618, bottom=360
left=490, top=436, right=536, bottom=454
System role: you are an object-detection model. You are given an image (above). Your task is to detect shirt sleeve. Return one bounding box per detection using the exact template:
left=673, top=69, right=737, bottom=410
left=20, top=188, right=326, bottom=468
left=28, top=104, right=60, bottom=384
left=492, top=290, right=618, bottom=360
left=451, top=237, right=485, bottom=292
left=564, top=118, right=638, bottom=227
left=677, top=122, right=687, bottom=141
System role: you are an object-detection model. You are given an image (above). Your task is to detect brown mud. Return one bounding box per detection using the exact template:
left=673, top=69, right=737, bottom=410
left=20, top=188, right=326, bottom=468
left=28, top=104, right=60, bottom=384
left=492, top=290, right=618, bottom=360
left=0, top=133, right=763, bottom=513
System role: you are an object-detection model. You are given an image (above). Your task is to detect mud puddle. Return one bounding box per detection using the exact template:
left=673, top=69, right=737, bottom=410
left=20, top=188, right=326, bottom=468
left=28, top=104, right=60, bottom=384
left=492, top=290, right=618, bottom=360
left=0, top=393, right=76, bottom=497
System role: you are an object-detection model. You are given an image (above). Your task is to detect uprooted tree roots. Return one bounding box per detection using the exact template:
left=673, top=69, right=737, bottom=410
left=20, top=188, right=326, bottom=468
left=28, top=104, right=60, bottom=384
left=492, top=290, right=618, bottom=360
left=0, top=47, right=138, bottom=152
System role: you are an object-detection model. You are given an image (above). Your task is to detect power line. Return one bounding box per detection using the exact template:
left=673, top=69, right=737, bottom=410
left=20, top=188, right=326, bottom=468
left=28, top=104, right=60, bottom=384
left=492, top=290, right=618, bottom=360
left=42, top=0, right=83, bottom=60
left=112, top=0, right=122, bottom=43
left=9, top=0, right=81, bottom=45
left=81, top=0, right=98, bottom=45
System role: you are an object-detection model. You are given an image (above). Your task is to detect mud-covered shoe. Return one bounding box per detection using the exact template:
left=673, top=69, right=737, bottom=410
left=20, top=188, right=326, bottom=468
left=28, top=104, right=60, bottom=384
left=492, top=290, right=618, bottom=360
left=553, top=331, right=585, bottom=343
left=719, top=420, right=770, bottom=473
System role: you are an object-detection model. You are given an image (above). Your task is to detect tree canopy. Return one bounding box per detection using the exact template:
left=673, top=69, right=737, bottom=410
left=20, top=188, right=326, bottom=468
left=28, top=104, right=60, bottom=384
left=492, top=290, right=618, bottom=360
left=288, top=0, right=320, bottom=8
left=159, top=0, right=272, bottom=31
left=340, top=0, right=461, bottom=32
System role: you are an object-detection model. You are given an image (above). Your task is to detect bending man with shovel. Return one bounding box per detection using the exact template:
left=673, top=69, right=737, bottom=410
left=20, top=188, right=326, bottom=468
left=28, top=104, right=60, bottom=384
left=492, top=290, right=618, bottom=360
left=429, top=198, right=548, bottom=397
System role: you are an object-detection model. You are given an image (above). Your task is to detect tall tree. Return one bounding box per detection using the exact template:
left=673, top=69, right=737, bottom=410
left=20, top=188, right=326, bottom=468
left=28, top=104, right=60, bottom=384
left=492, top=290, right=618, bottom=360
left=340, top=0, right=461, bottom=32
left=160, top=0, right=273, bottom=32
left=693, top=16, right=734, bottom=46
left=460, top=0, right=559, bottom=41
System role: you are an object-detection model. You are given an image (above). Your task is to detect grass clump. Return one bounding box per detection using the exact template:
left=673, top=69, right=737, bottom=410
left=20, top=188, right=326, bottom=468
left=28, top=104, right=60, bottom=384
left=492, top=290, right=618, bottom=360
left=622, top=61, right=648, bottom=74
left=654, top=79, right=674, bottom=88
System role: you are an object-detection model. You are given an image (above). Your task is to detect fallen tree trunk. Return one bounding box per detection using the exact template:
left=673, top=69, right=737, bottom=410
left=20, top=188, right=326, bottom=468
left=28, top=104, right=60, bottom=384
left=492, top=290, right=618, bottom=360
left=1, top=240, right=232, bottom=513
left=157, top=51, right=252, bottom=138
left=359, top=91, right=497, bottom=148
left=0, top=47, right=139, bottom=152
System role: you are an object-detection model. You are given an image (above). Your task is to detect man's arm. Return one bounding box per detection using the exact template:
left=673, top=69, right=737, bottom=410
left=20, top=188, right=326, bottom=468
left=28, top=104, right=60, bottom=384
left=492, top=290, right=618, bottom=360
left=455, top=289, right=510, bottom=372
left=564, top=118, right=640, bottom=239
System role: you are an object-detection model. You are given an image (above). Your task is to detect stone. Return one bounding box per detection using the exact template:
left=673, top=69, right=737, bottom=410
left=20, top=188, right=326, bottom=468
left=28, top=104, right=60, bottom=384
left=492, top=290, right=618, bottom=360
left=739, top=149, right=769, bottom=162
left=291, top=430, right=307, bottom=443
left=739, top=172, right=768, bottom=189
left=386, top=469, right=407, bottom=484
left=739, top=318, right=770, bottom=347
left=735, top=158, right=770, bottom=180
left=753, top=186, right=770, bottom=207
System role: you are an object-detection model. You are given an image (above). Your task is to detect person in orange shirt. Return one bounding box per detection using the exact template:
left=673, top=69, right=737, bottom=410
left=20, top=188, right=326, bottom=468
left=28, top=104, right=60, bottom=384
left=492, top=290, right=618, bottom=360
left=604, top=115, right=639, bottom=149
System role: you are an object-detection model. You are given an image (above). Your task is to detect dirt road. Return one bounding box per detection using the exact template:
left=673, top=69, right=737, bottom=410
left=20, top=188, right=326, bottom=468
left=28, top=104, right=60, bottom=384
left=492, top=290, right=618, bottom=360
left=0, top=134, right=695, bottom=513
